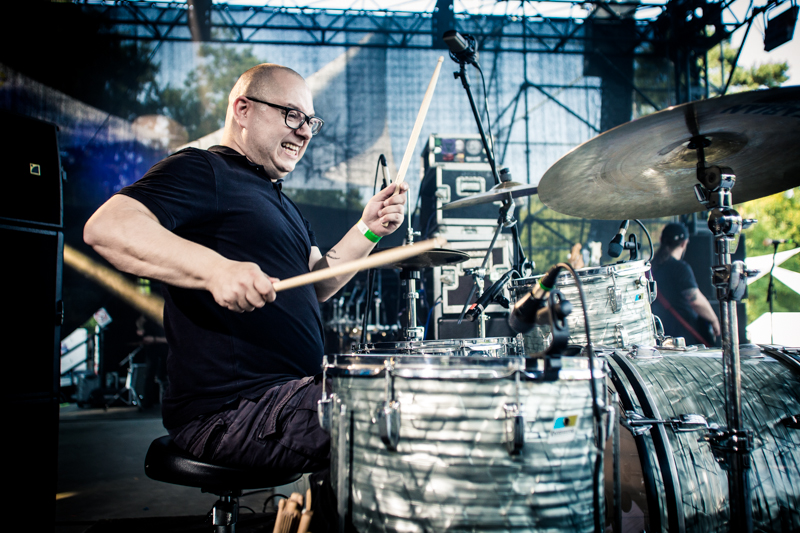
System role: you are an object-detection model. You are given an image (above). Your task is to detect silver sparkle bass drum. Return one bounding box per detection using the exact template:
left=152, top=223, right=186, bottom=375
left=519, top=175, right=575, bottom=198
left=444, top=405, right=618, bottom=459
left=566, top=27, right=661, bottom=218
left=512, top=260, right=657, bottom=353
left=605, top=345, right=800, bottom=532
left=325, top=353, right=605, bottom=532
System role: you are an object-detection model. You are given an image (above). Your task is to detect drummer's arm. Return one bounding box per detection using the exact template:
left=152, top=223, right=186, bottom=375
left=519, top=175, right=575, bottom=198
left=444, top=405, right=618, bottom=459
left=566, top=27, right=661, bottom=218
left=309, top=183, right=407, bottom=302
left=683, top=288, right=721, bottom=337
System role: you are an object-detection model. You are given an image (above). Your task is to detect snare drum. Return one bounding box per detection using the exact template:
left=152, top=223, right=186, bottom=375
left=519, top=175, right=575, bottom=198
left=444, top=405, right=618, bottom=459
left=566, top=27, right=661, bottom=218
left=512, top=260, right=656, bottom=352
left=326, top=353, right=605, bottom=532
left=354, top=337, right=523, bottom=358
left=606, top=345, right=800, bottom=532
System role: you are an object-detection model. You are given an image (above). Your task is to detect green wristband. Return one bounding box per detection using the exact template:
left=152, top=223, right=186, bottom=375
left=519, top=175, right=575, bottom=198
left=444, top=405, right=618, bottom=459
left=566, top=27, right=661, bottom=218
left=357, top=219, right=382, bottom=243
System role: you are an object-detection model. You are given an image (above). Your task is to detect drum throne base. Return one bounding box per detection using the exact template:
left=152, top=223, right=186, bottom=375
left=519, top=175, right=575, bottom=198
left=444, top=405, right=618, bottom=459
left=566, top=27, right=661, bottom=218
left=144, top=435, right=302, bottom=532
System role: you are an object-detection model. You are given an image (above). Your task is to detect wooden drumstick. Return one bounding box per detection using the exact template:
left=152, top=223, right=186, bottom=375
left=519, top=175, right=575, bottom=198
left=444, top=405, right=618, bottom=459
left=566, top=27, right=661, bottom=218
left=271, top=237, right=447, bottom=293
left=380, top=56, right=444, bottom=227
left=392, top=56, right=444, bottom=193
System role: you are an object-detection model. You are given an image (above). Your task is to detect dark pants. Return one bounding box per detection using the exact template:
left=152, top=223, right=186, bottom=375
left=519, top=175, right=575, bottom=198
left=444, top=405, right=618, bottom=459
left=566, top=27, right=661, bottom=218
left=168, top=374, right=335, bottom=529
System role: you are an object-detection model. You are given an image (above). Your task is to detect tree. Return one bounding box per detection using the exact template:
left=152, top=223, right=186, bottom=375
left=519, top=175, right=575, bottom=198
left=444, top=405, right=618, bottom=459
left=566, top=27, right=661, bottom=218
left=737, top=187, right=800, bottom=324
left=158, top=44, right=262, bottom=140
left=704, top=42, right=789, bottom=96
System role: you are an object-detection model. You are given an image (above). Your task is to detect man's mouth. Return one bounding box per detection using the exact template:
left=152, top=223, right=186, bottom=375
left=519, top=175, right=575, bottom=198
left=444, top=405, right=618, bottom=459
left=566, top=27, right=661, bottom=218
left=281, top=142, right=301, bottom=157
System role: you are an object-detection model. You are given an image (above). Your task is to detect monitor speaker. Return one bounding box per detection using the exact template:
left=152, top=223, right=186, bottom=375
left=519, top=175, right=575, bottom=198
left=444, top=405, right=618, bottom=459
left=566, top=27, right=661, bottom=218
left=0, top=111, right=63, bottom=228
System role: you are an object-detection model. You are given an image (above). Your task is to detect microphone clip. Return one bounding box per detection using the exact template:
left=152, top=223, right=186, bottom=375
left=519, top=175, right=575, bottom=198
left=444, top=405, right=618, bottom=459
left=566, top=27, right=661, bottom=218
left=443, top=30, right=478, bottom=66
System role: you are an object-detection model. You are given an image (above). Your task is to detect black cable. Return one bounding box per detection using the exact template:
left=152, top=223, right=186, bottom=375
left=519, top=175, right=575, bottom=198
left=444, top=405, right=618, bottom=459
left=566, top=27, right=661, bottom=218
left=475, top=63, right=496, bottom=162
left=261, top=493, right=289, bottom=513
left=239, top=505, right=256, bottom=515
left=633, top=219, right=653, bottom=262
left=361, top=155, right=386, bottom=344
left=554, top=261, right=602, bottom=533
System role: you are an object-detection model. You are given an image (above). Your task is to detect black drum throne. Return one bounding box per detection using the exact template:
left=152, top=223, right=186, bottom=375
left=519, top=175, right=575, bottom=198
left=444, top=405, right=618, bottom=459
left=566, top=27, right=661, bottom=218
left=144, top=435, right=302, bottom=532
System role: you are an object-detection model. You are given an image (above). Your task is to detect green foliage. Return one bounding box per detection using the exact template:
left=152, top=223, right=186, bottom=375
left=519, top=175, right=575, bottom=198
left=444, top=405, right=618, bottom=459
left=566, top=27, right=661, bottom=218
left=704, top=42, right=789, bottom=96
left=157, top=44, right=262, bottom=140
left=736, top=187, right=800, bottom=323
left=517, top=196, right=588, bottom=272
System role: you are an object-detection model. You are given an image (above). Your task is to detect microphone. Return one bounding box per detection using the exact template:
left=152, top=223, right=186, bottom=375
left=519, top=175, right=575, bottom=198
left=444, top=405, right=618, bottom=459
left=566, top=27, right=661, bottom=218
left=763, top=238, right=793, bottom=246
left=379, top=154, right=390, bottom=189
left=508, top=264, right=563, bottom=334
left=466, top=269, right=515, bottom=322
left=607, top=220, right=630, bottom=258
left=443, top=30, right=477, bottom=65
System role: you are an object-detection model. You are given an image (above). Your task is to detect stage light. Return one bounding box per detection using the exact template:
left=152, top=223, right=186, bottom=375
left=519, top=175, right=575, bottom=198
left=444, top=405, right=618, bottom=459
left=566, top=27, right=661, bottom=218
left=764, top=5, right=798, bottom=52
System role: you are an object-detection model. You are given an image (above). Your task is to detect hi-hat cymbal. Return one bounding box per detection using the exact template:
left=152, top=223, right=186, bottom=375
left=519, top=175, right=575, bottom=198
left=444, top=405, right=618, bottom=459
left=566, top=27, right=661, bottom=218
left=538, top=86, right=800, bottom=220
left=441, top=181, right=538, bottom=210
left=379, top=248, right=470, bottom=269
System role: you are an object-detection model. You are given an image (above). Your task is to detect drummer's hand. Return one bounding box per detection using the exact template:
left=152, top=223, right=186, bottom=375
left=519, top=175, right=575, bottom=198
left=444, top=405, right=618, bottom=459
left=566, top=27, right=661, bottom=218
left=362, top=182, right=408, bottom=237
left=712, top=319, right=721, bottom=338
left=206, top=258, right=277, bottom=312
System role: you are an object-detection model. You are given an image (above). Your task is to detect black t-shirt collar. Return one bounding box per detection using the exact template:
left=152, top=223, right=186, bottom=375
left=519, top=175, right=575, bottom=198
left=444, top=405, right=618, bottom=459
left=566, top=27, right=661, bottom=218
left=208, top=145, right=284, bottom=189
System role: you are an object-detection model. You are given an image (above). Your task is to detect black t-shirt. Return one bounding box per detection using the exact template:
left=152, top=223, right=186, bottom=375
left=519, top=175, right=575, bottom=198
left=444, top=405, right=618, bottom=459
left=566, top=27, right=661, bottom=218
left=119, top=146, right=324, bottom=428
left=651, top=256, right=700, bottom=342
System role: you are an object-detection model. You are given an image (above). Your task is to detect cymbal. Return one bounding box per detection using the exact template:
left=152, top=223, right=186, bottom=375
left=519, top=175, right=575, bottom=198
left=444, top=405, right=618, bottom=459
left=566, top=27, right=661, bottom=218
left=441, top=181, right=538, bottom=210
left=379, top=248, right=470, bottom=269
left=538, top=86, right=800, bottom=220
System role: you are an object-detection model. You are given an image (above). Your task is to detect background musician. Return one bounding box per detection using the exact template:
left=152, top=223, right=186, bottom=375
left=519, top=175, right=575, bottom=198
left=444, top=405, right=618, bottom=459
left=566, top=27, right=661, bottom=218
left=651, top=222, right=721, bottom=346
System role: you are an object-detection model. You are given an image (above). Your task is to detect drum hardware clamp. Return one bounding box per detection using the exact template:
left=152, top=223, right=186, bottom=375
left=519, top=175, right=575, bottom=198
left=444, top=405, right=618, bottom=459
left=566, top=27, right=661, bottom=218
left=375, top=359, right=401, bottom=451
left=703, top=427, right=755, bottom=470
left=622, top=411, right=713, bottom=437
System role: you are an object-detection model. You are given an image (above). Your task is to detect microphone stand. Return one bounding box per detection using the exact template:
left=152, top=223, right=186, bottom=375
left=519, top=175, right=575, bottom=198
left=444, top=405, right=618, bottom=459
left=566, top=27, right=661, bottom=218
left=767, top=242, right=779, bottom=344
left=451, top=60, right=529, bottom=274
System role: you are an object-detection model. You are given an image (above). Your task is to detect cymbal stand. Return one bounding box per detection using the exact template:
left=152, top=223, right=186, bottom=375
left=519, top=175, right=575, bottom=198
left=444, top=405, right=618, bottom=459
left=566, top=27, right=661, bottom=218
left=456, top=185, right=516, bottom=337
left=400, top=219, right=424, bottom=341
left=692, top=139, right=758, bottom=533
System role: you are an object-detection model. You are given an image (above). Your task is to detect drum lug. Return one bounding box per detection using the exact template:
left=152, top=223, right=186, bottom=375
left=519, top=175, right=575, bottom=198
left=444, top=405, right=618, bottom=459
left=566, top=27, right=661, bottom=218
left=376, top=401, right=401, bottom=451
left=376, top=360, right=401, bottom=451
left=608, top=286, right=623, bottom=313
left=318, top=397, right=333, bottom=433
left=614, top=323, right=629, bottom=348
left=503, top=403, right=525, bottom=455
left=318, top=356, right=333, bottom=433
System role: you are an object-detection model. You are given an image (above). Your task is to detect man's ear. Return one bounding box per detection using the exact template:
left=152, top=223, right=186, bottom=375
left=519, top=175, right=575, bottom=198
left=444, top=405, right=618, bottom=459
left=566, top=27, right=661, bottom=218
left=231, top=96, right=250, bottom=127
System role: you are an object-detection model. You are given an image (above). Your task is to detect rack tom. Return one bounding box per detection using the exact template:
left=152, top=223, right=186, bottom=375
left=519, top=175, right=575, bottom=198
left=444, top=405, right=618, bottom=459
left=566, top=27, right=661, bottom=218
left=512, top=260, right=656, bottom=352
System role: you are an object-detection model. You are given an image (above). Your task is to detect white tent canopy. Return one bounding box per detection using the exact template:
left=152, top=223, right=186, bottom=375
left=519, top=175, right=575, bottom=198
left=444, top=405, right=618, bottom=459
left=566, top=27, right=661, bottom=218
left=745, top=247, right=800, bottom=287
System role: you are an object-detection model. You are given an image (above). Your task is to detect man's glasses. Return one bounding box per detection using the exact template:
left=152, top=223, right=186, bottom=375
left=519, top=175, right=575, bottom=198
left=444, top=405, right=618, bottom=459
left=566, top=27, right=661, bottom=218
left=245, top=96, right=324, bottom=136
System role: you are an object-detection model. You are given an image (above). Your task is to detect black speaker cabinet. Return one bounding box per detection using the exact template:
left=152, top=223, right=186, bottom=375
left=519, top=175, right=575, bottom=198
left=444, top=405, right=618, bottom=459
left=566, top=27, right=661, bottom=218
left=0, top=111, right=64, bottom=528
left=0, top=111, right=63, bottom=228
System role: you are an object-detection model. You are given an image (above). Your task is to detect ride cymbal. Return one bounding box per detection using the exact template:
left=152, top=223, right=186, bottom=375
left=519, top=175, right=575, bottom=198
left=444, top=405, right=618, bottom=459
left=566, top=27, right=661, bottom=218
left=538, top=86, right=800, bottom=220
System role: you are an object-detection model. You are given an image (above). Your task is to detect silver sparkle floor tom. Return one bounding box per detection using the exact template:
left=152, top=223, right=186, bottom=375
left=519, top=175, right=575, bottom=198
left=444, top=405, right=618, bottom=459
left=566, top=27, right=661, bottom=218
left=512, top=260, right=656, bottom=352
left=327, top=352, right=605, bottom=532
left=353, top=336, right=523, bottom=358
left=605, top=344, right=800, bottom=532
